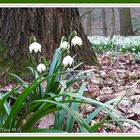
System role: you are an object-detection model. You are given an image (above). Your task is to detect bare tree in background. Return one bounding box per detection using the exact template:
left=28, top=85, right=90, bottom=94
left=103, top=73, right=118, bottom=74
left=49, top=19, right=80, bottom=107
left=119, top=8, right=134, bottom=36
left=110, top=8, right=115, bottom=39
left=87, top=11, right=93, bottom=36
left=102, top=8, right=107, bottom=36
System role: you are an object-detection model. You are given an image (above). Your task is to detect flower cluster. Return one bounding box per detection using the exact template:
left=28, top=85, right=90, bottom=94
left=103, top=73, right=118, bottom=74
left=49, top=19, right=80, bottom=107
left=29, top=40, right=46, bottom=73
left=60, top=34, right=82, bottom=67
left=29, top=32, right=83, bottom=73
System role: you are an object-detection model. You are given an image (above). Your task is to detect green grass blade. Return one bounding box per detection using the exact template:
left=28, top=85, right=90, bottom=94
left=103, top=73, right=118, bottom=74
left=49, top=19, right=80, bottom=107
left=86, top=107, right=103, bottom=123
left=23, top=99, right=90, bottom=132
left=107, top=119, right=140, bottom=129
left=3, top=71, right=66, bottom=129
left=28, top=67, right=44, bottom=98
left=0, top=87, right=20, bottom=115
left=0, top=93, right=11, bottom=126
left=15, top=102, right=42, bottom=128
left=46, top=48, right=62, bottom=93
left=0, top=93, right=11, bottom=116
left=22, top=106, right=61, bottom=131
left=9, top=73, right=28, bottom=87
left=62, top=92, right=122, bottom=117
left=65, top=82, right=87, bottom=132
left=54, top=110, right=65, bottom=130
left=53, top=96, right=66, bottom=130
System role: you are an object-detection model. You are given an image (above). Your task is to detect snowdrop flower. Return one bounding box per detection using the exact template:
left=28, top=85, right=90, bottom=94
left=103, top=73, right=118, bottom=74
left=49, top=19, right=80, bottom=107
left=60, top=41, right=70, bottom=50
left=71, top=36, right=82, bottom=46
left=62, top=55, right=74, bottom=67
left=37, top=63, right=46, bottom=73
left=29, top=42, right=41, bottom=53
left=132, top=48, right=135, bottom=52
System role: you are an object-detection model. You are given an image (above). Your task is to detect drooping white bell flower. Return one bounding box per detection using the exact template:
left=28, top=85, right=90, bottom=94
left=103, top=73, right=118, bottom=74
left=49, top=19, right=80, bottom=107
left=37, top=63, right=46, bottom=73
left=60, top=41, right=70, bottom=50
left=62, top=55, right=74, bottom=67
left=71, top=36, right=82, bottom=46
left=29, top=42, right=41, bottom=53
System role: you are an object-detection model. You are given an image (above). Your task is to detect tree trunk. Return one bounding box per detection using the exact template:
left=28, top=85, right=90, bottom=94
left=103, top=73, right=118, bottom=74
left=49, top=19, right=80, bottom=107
left=110, top=8, right=115, bottom=39
left=119, top=8, right=134, bottom=36
left=0, top=8, right=97, bottom=83
left=102, top=8, right=107, bottom=36
left=87, top=11, right=92, bottom=36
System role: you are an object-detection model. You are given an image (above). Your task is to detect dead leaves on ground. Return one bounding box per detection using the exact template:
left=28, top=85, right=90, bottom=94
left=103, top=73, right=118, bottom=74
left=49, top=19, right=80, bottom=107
left=80, top=53, right=140, bottom=133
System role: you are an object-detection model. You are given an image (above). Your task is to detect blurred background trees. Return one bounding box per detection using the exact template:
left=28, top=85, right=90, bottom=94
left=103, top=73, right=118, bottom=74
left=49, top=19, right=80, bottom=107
left=119, top=8, right=134, bottom=36
left=79, top=7, right=140, bottom=36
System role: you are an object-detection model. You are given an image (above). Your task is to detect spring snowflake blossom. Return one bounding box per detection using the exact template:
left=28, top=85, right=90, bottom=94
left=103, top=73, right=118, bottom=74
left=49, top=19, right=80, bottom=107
left=37, top=63, right=46, bottom=73
left=29, top=42, right=41, bottom=53
left=71, top=36, right=83, bottom=46
left=62, top=55, right=74, bottom=67
left=60, top=41, right=70, bottom=50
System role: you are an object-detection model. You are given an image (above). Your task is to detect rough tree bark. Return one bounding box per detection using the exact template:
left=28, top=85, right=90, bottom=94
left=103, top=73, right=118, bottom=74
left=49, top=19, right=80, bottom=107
left=119, top=8, right=134, bottom=36
left=0, top=8, right=98, bottom=83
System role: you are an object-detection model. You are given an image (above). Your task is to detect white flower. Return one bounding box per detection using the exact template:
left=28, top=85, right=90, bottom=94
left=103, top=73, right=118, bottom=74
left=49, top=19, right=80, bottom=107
left=132, top=48, right=135, bottom=52
left=71, top=36, right=82, bottom=46
left=29, top=42, right=41, bottom=53
left=62, top=55, right=74, bottom=67
left=37, top=63, right=46, bottom=73
left=119, top=48, right=122, bottom=51
left=60, top=41, right=70, bottom=50
left=88, top=35, right=140, bottom=49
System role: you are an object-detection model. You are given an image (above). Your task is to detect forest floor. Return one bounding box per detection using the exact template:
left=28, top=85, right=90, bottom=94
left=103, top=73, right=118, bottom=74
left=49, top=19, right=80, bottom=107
left=1, top=53, right=140, bottom=133
left=80, top=53, right=140, bottom=133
